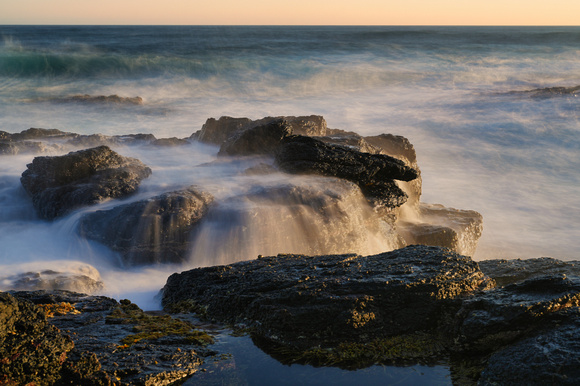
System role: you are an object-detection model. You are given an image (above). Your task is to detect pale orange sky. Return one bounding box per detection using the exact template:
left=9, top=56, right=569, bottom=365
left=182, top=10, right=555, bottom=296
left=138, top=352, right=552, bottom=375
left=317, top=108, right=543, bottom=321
left=1, top=0, right=579, bottom=25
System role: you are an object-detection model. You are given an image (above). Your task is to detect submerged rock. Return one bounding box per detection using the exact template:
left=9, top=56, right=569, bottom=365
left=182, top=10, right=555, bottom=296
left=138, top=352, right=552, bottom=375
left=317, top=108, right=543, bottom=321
left=507, top=85, right=580, bottom=98
left=20, top=146, right=152, bottom=220
left=79, top=186, right=213, bottom=266
left=274, top=135, right=419, bottom=209
left=162, top=245, right=489, bottom=350
left=478, top=257, right=580, bottom=287
left=61, top=94, right=144, bottom=105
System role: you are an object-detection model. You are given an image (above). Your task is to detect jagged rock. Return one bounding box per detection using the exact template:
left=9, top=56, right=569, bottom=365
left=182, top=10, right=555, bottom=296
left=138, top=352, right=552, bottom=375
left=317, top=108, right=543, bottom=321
left=218, top=119, right=292, bottom=156
left=162, top=245, right=489, bottom=350
left=20, top=146, right=152, bottom=220
left=479, top=308, right=580, bottom=385
left=478, top=257, right=580, bottom=287
left=0, top=292, right=74, bottom=386
left=450, top=275, right=580, bottom=354
left=193, top=115, right=327, bottom=145
left=398, top=203, right=483, bottom=256
left=79, top=186, right=213, bottom=266
left=10, top=291, right=213, bottom=385
left=274, top=135, right=419, bottom=209
left=0, top=141, right=62, bottom=156
left=315, top=133, right=382, bottom=154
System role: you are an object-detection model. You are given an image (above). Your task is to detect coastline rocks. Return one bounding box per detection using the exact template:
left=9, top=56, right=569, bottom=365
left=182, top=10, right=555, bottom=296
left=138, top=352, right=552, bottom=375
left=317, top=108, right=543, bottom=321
left=193, top=115, right=327, bottom=145
left=478, top=257, right=580, bottom=287
left=507, top=85, right=580, bottom=98
left=274, top=135, right=419, bottom=209
left=20, top=146, right=152, bottom=219
left=79, top=187, right=213, bottom=265
left=218, top=118, right=292, bottom=156
left=8, top=290, right=214, bottom=385
left=450, top=274, right=580, bottom=354
left=61, top=94, right=144, bottom=105
left=161, top=245, right=489, bottom=350
left=0, top=292, right=74, bottom=386
left=398, top=203, right=484, bottom=257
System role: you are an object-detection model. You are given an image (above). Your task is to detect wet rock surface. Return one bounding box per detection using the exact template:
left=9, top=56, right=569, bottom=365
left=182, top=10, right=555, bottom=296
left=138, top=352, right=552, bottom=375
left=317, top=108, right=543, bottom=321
left=218, top=118, right=292, bottom=156
left=275, top=135, right=419, bottom=209
left=20, top=146, right=152, bottom=219
left=162, top=245, right=488, bottom=350
left=1, top=292, right=74, bottom=386
left=7, top=290, right=216, bottom=386
left=479, top=257, right=580, bottom=287
left=79, top=186, right=214, bottom=266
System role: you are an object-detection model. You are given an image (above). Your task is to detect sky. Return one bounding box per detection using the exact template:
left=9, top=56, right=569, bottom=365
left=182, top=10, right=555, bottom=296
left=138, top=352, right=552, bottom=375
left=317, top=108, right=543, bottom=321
left=1, top=0, right=579, bottom=25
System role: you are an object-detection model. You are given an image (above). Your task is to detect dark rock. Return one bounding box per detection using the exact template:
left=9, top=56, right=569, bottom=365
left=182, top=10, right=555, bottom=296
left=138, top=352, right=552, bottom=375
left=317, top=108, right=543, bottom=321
left=193, top=115, right=327, bottom=145
left=218, top=119, right=292, bottom=156
left=20, top=146, right=152, bottom=220
left=398, top=203, right=484, bottom=256
left=194, top=116, right=254, bottom=145
left=479, top=308, right=580, bottom=385
left=274, top=135, right=419, bottom=209
left=0, top=141, right=62, bottom=156
left=364, top=134, right=418, bottom=165
left=79, top=186, right=213, bottom=266
left=0, top=292, right=74, bottom=386
left=478, top=257, right=580, bottom=287
left=450, top=275, right=580, bottom=354
left=162, top=245, right=489, bottom=350
left=315, top=133, right=382, bottom=154
left=10, top=290, right=213, bottom=385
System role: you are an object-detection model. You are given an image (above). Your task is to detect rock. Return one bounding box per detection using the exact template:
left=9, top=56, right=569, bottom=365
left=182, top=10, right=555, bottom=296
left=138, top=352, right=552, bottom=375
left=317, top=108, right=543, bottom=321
left=315, top=133, right=382, bottom=155
left=79, top=186, right=213, bottom=266
left=218, top=118, right=292, bottom=156
left=10, top=290, right=214, bottom=385
left=274, top=135, right=419, bottom=209
left=193, top=115, right=327, bottom=145
left=450, top=275, right=580, bottom=354
left=20, top=146, right=152, bottom=220
left=0, top=292, right=74, bottom=386
left=193, top=116, right=254, bottom=145
left=507, top=85, right=580, bottom=98
left=151, top=137, right=190, bottom=147
left=66, top=133, right=157, bottom=148
left=162, top=245, right=489, bottom=351
left=63, top=94, right=144, bottom=105
left=397, top=203, right=484, bottom=256
left=479, top=308, right=580, bottom=385
left=478, top=257, right=580, bottom=287
left=9, top=128, right=77, bottom=141
left=0, top=262, right=104, bottom=294
left=0, top=141, right=61, bottom=156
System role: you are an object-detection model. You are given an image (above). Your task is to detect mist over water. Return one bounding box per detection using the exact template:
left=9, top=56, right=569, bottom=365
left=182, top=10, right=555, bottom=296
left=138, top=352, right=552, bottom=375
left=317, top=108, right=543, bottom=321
left=1, top=26, right=579, bottom=307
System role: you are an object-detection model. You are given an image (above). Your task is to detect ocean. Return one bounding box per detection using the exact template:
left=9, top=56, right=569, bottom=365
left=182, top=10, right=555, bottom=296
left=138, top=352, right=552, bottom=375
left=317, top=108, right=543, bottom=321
left=1, top=25, right=579, bottom=303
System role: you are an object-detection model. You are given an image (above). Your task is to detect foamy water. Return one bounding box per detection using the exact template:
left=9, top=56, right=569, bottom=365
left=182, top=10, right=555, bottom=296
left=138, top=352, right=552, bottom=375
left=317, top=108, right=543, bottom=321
left=1, top=26, right=579, bottom=308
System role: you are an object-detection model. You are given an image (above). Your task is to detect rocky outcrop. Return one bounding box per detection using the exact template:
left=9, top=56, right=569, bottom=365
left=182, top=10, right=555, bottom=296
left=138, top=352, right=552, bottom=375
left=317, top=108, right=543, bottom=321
left=0, top=292, right=74, bottom=386
left=507, top=85, right=580, bottom=98
left=20, top=146, right=152, bottom=220
left=274, top=135, right=419, bottom=210
left=8, top=290, right=215, bottom=385
left=66, top=133, right=156, bottom=148
left=0, top=128, right=74, bottom=155
left=79, top=186, right=213, bottom=266
left=218, top=118, right=292, bottom=156
left=478, top=257, right=580, bottom=287
left=398, top=204, right=483, bottom=257
left=162, top=245, right=489, bottom=350
left=193, top=115, right=327, bottom=145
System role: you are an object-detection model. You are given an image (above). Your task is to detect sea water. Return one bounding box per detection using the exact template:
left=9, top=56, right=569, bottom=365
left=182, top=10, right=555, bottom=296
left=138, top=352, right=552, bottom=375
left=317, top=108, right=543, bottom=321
left=1, top=26, right=579, bottom=305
